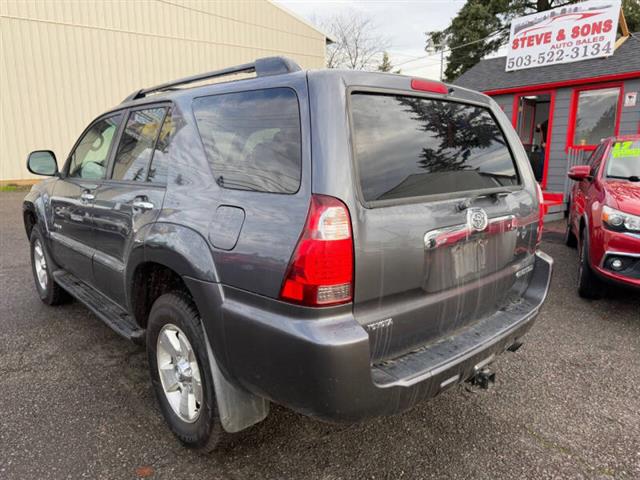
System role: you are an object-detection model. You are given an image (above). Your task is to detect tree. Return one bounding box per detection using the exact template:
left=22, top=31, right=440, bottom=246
left=320, top=11, right=390, bottom=70
left=396, top=96, right=505, bottom=174
left=376, top=51, right=401, bottom=73
left=622, top=0, right=640, bottom=32
left=427, top=0, right=582, bottom=82
left=377, top=51, right=393, bottom=72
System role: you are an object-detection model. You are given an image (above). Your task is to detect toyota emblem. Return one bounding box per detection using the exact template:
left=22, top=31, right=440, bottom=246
left=467, top=208, right=489, bottom=232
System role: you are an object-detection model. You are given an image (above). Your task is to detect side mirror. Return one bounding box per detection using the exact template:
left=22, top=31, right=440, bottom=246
left=27, top=150, right=58, bottom=176
left=567, top=165, right=591, bottom=182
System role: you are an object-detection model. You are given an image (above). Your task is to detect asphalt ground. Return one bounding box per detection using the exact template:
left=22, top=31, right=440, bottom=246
left=1, top=190, right=639, bottom=480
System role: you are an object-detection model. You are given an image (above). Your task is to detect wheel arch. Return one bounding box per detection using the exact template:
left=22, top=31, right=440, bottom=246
left=141, top=222, right=219, bottom=282
left=23, top=202, right=37, bottom=239
left=126, top=222, right=219, bottom=325
left=127, top=224, right=268, bottom=433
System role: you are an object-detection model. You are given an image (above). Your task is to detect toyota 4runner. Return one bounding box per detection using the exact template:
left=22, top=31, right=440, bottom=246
left=23, top=56, right=553, bottom=450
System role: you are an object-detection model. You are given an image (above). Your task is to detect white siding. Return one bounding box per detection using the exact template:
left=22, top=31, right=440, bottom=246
left=0, top=0, right=327, bottom=182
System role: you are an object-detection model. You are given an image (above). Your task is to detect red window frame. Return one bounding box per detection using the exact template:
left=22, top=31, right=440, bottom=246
left=566, top=82, right=624, bottom=152
left=510, top=89, right=556, bottom=190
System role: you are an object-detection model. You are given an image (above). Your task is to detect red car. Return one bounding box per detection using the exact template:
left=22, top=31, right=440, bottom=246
left=565, top=135, right=640, bottom=298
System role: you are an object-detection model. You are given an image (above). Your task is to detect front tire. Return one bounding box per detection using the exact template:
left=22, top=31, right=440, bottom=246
left=577, top=232, right=601, bottom=299
left=147, top=292, right=224, bottom=452
left=30, top=229, right=70, bottom=305
left=564, top=207, right=578, bottom=248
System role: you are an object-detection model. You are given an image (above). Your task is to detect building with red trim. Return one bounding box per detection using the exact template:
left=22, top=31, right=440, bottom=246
left=455, top=36, right=640, bottom=218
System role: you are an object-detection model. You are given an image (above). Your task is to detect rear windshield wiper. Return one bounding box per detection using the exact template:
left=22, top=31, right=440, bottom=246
left=456, top=190, right=512, bottom=211
left=608, top=175, right=640, bottom=182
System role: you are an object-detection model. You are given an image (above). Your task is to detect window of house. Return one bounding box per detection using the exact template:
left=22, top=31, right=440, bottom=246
left=112, top=107, right=167, bottom=181
left=193, top=88, right=302, bottom=194
left=571, top=87, right=621, bottom=148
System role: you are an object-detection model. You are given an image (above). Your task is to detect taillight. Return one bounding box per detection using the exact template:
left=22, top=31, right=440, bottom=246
left=535, top=183, right=545, bottom=248
left=279, top=195, right=353, bottom=307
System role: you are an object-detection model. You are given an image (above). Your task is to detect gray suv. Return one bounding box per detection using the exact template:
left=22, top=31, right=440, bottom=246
left=23, top=56, right=553, bottom=450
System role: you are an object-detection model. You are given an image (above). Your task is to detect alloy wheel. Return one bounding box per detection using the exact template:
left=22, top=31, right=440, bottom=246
left=156, top=324, right=203, bottom=423
left=33, top=239, right=48, bottom=291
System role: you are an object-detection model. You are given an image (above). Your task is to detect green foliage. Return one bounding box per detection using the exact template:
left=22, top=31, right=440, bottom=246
left=376, top=51, right=401, bottom=73
left=427, top=0, right=583, bottom=82
left=377, top=52, right=393, bottom=72
left=0, top=184, right=30, bottom=192
left=622, top=0, right=640, bottom=32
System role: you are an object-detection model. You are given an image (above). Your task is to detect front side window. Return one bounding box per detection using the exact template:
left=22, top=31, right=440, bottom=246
left=193, top=88, right=302, bottom=194
left=572, top=87, right=620, bottom=148
left=350, top=93, right=519, bottom=203
left=586, top=142, right=606, bottom=174
left=68, top=114, right=122, bottom=180
left=112, top=107, right=167, bottom=181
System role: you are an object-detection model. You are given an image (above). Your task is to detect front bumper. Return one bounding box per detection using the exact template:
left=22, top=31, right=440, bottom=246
left=593, top=230, right=640, bottom=289
left=205, top=251, right=553, bottom=423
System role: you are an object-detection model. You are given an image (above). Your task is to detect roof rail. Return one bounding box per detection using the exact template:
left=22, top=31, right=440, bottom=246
left=122, top=56, right=302, bottom=103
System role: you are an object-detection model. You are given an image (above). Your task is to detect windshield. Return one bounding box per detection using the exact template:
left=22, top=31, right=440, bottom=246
left=350, top=93, right=519, bottom=203
left=606, top=140, right=640, bottom=179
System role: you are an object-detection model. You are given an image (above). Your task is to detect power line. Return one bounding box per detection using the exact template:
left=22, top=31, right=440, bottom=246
left=393, top=27, right=507, bottom=68
left=392, top=26, right=508, bottom=80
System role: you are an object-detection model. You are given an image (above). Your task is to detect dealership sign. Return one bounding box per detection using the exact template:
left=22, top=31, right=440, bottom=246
left=506, top=0, right=621, bottom=71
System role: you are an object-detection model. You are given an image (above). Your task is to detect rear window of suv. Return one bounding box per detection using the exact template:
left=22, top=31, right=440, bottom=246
left=193, top=88, right=301, bottom=194
left=350, top=93, right=519, bottom=203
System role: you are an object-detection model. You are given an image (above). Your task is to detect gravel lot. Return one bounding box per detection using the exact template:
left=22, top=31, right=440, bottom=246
left=1, top=190, right=639, bottom=480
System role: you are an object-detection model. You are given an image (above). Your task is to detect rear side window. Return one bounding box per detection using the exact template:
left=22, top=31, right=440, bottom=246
left=147, top=108, right=177, bottom=184
left=350, top=93, right=519, bottom=203
left=193, top=88, right=301, bottom=194
left=112, top=107, right=167, bottom=181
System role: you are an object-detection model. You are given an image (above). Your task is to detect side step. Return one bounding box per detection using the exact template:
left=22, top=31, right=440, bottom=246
left=53, top=270, right=145, bottom=343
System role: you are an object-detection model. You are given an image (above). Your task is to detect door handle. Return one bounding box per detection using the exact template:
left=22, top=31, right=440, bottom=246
left=132, top=198, right=154, bottom=211
left=80, top=191, right=95, bottom=202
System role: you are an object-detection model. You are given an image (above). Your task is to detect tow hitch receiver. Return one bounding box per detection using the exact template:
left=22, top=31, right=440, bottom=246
left=467, top=354, right=496, bottom=390
left=469, top=368, right=496, bottom=389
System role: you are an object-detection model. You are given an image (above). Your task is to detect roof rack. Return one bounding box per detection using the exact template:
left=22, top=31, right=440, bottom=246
left=122, top=56, right=302, bottom=103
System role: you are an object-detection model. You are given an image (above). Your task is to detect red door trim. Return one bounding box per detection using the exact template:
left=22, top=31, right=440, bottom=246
left=511, top=89, right=556, bottom=190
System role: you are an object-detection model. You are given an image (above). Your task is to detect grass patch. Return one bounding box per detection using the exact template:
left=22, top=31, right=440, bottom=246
left=0, top=184, right=31, bottom=192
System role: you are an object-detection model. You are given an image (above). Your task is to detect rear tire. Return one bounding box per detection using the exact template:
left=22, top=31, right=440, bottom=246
left=147, top=292, right=226, bottom=452
left=577, top=232, right=601, bottom=299
left=30, top=229, right=70, bottom=305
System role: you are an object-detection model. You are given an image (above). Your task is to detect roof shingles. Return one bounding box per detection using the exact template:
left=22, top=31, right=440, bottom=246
left=454, top=36, right=640, bottom=92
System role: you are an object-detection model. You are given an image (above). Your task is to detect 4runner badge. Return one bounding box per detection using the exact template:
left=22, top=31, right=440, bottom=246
left=467, top=208, right=489, bottom=232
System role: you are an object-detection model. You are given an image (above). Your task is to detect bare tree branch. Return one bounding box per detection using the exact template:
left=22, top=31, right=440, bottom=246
left=317, top=10, right=390, bottom=70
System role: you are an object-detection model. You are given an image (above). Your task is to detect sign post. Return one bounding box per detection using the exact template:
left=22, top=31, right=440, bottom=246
left=506, top=0, right=621, bottom=72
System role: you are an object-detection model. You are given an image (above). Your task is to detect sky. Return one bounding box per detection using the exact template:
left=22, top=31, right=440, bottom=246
left=274, top=0, right=467, bottom=79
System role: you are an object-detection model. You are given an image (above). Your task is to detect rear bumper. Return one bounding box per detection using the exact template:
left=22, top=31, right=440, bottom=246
left=204, top=251, right=553, bottom=423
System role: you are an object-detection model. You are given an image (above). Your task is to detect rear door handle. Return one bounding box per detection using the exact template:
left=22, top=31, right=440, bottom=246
left=132, top=198, right=154, bottom=211
left=80, top=191, right=95, bottom=202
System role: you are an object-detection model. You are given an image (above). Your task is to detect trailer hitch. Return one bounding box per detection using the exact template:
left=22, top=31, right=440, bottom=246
left=468, top=368, right=496, bottom=390
left=466, top=354, right=496, bottom=390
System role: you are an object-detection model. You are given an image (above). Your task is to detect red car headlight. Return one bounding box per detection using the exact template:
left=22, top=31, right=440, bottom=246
left=602, top=205, right=640, bottom=233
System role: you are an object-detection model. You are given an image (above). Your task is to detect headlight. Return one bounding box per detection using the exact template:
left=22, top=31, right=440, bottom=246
left=602, top=205, right=640, bottom=232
